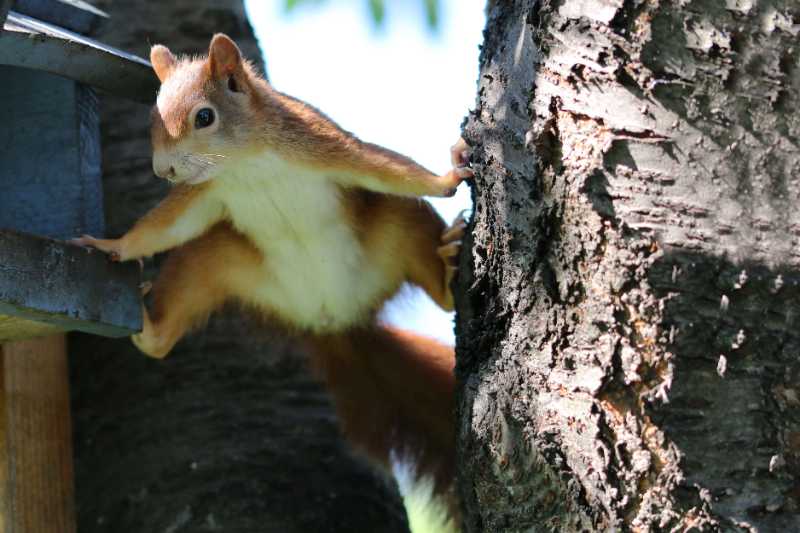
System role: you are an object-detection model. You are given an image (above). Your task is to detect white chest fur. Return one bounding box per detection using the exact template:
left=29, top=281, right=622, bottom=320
left=208, top=152, right=389, bottom=331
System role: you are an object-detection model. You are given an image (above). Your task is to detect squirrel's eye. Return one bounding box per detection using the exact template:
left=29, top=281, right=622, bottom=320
left=195, top=108, right=215, bottom=129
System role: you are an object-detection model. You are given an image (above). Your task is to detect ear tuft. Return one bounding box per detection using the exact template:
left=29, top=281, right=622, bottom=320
left=150, top=44, right=176, bottom=83
left=208, top=33, right=242, bottom=79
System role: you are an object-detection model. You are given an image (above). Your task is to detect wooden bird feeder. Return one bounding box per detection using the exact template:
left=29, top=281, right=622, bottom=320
left=0, top=1, right=157, bottom=530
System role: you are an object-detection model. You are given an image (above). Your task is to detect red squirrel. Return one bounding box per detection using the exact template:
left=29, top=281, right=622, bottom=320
left=73, top=34, right=471, bottom=531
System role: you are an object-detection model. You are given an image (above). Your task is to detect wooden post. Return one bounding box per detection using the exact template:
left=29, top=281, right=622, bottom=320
left=0, top=335, right=75, bottom=533
left=0, top=6, right=154, bottom=532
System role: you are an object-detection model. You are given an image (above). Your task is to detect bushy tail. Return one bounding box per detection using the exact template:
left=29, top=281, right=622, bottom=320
left=392, top=452, right=459, bottom=533
left=307, top=325, right=459, bottom=531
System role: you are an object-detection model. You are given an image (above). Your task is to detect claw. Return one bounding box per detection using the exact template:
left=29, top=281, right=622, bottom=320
left=434, top=138, right=475, bottom=197
left=439, top=211, right=468, bottom=273
left=456, top=166, right=474, bottom=179
left=437, top=241, right=461, bottom=262
left=443, top=137, right=474, bottom=193
left=69, top=234, right=97, bottom=247
left=450, top=137, right=471, bottom=168
left=435, top=169, right=463, bottom=197
left=139, top=281, right=153, bottom=296
left=436, top=200, right=469, bottom=309
left=445, top=265, right=458, bottom=287
left=441, top=213, right=468, bottom=244
left=69, top=234, right=124, bottom=261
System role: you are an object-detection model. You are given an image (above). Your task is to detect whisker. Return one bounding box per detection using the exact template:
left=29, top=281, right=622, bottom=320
left=185, top=154, right=217, bottom=167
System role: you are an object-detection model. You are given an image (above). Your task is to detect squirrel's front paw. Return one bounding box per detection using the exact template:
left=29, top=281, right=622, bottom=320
left=70, top=235, right=127, bottom=262
left=432, top=137, right=474, bottom=197
left=450, top=136, right=472, bottom=171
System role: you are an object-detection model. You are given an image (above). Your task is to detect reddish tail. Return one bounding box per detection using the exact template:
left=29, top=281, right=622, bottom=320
left=307, top=325, right=455, bottom=495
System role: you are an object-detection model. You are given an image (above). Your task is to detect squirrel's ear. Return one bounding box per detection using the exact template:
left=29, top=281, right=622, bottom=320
left=208, top=33, right=242, bottom=79
left=150, top=45, right=176, bottom=82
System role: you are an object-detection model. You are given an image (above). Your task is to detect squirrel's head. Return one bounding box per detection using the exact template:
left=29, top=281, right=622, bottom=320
left=149, top=34, right=263, bottom=185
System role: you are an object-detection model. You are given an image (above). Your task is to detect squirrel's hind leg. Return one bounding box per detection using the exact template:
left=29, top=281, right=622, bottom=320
left=404, top=207, right=467, bottom=312
left=131, top=303, right=173, bottom=359
left=437, top=210, right=468, bottom=300
left=131, top=222, right=264, bottom=359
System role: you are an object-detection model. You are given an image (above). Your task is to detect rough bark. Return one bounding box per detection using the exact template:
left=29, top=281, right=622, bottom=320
left=456, top=1, right=799, bottom=531
left=70, top=1, right=408, bottom=531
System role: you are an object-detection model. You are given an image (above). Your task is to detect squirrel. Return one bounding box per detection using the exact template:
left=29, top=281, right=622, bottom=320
left=72, top=34, right=472, bottom=531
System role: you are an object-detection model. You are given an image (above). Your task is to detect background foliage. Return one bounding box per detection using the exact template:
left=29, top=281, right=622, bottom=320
left=284, top=0, right=440, bottom=28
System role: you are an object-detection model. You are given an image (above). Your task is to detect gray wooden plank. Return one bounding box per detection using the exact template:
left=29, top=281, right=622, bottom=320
left=77, top=82, right=105, bottom=237
left=0, top=0, right=10, bottom=28
left=0, top=12, right=158, bottom=103
left=14, top=0, right=107, bottom=35
left=0, top=67, right=103, bottom=240
left=0, top=230, right=142, bottom=338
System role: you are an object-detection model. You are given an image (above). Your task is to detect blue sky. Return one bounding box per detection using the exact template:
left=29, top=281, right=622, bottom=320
left=244, top=0, right=484, bottom=343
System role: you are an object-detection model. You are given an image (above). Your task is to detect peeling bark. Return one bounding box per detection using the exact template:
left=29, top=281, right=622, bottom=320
left=456, top=1, right=799, bottom=530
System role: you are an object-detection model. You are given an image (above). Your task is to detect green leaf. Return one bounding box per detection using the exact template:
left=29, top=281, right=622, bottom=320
left=368, top=0, right=386, bottom=25
left=424, top=0, right=439, bottom=29
left=284, top=0, right=441, bottom=30
left=285, top=0, right=325, bottom=12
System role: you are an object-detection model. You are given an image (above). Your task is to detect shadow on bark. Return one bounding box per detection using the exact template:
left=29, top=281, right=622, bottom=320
left=646, top=253, right=800, bottom=530
left=70, top=312, right=410, bottom=533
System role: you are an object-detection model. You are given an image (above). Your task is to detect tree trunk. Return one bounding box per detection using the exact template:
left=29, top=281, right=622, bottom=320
left=70, top=2, right=408, bottom=531
left=456, top=1, right=799, bottom=531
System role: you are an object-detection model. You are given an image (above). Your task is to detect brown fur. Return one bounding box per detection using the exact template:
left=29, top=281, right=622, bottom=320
left=132, top=222, right=264, bottom=358
left=150, top=37, right=460, bottom=196
left=307, top=325, right=458, bottom=514
left=77, top=33, right=469, bottom=524
left=124, top=182, right=218, bottom=258
left=130, top=187, right=454, bottom=357
left=340, top=188, right=453, bottom=310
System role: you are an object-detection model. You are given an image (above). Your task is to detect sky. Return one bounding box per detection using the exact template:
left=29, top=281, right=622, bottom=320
left=244, top=0, right=485, bottom=344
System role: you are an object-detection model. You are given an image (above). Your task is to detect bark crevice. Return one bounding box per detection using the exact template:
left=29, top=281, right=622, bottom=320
left=457, top=0, right=799, bottom=530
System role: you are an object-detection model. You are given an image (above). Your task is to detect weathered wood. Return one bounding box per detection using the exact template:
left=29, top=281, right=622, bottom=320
left=0, top=335, right=76, bottom=533
left=0, top=316, right=62, bottom=342
left=0, top=66, right=103, bottom=240
left=14, top=0, right=107, bottom=35
left=0, top=230, right=141, bottom=340
left=1, top=12, right=157, bottom=103
left=0, top=38, right=143, bottom=339
left=0, top=6, right=146, bottom=533
left=0, top=0, right=10, bottom=28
